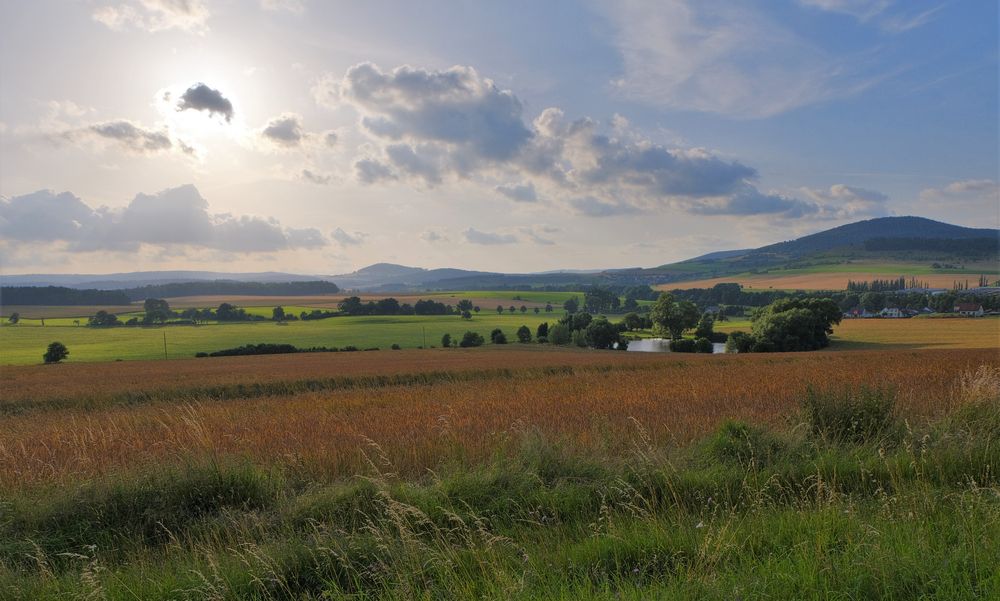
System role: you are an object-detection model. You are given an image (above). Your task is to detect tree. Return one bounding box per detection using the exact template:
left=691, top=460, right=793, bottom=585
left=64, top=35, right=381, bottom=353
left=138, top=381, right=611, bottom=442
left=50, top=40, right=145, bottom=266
left=860, top=291, right=886, bottom=312
left=143, top=298, right=171, bottom=324
left=545, top=303, right=553, bottom=312
left=490, top=328, right=508, bottom=344
left=441, top=333, right=452, bottom=348
left=516, top=325, right=532, bottom=343
left=7, top=312, right=19, bottom=325
left=622, top=297, right=639, bottom=312
left=459, top=331, right=484, bottom=347
left=461, top=310, right=472, bottom=319
left=43, top=341, right=69, bottom=364
left=89, top=310, right=120, bottom=327
left=563, top=297, right=579, bottom=314
left=497, top=305, right=504, bottom=314
left=744, top=298, right=842, bottom=352
left=457, top=299, right=474, bottom=312
left=584, top=316, right=621, bottom=349
left=536, top=322, right=549, bottom=340
left=622, top=312, right=643, bottom=331
left=694, top=314, right=715, bottom=340
left=650, top=293, right=700, bottom=339
left=272, top=306, right=286, bottom=322
left=520, top=305, right=527, bottom=313
left=548, top=323, right=572, bottom=345
left=474, top=306, right=481, bottom=313
left=508, top=305, right=516, bottom=314
left=533, top=307, right=540, bottom=314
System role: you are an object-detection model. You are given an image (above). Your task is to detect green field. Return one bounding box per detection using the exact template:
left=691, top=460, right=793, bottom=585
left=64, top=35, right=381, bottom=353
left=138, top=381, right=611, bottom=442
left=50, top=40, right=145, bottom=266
left=0, top=313, right=558, bottom=364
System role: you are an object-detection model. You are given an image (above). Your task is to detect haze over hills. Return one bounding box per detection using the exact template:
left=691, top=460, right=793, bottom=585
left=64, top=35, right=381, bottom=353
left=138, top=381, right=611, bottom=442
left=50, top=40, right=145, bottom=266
left=3, top=217, right=997, bottom=293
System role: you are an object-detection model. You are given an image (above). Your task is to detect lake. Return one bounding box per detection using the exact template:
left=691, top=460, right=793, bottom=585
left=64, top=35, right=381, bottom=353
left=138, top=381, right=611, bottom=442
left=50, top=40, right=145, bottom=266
left=626, top=338, right=727, bottom=353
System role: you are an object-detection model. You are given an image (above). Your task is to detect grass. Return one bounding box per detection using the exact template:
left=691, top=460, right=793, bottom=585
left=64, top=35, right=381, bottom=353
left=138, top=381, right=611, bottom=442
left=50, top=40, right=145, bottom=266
left=0, top=312, right=559, bottom=364
left=1, top=356, right=998, bottom=599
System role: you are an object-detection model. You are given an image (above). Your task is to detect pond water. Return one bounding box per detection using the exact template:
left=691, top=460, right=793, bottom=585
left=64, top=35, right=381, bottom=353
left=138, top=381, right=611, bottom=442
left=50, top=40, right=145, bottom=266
left=626, top=338, right=727, bottom=354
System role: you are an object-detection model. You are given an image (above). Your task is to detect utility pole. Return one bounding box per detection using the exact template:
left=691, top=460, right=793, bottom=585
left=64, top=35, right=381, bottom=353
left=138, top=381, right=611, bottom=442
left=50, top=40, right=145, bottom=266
left=163, top=331, right=168, bottom=360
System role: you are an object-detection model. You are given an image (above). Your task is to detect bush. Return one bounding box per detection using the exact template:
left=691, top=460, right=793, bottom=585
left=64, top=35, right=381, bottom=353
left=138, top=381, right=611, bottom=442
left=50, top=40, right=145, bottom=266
left=802, top=386, right=898, bottom=445
left=459, top=331, right=485, bottom=348
left=548, top=323, right=571, bottom=345
left=703, top=420, right=785, bottom=468
left=571, top=329, right=587, bottom=347
left=43, top=341, right=69, bottom=364
left=390, top=344, right=401, bottom=350
left=694, top=337, right=714, bottom=353
left=441, top=333, right=452, bottom=348
left=725, top=331, right=753, bottom=353
left=668, top=338, right=696, bottom=353
left=516, top=325, right=532, bottom=343
left=490, top=328, right=508, bottom=344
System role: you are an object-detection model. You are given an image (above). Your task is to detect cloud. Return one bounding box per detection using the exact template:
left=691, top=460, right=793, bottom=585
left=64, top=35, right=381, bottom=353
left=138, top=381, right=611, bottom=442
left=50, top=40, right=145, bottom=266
left=301, top=169, right=332, bottom=185
left=797, top=0, right=942, bottom=32
left=354, top=158, right=396, bottom=184
left=519, top=226, right=556, bottom=245
left=495, top=182, right=537, bottom=202
left=687, top=185, right=818, bottom=218
left=176, top=83, right=234, bottom=122
left=464, top=228, right=517, bottom=245
left=600, top=0, right=880, bottom=118
left=0, top=185, right=326, bottom=253
left=260, top=0, right=305, bottom=14
left=54, top=119, right=193, bottom=157
left=331, top=227, right=367, bottom=246
left=337, top=62, right=532, bottom=163
left=260, top=113, right=305, bottom=147
left=92, top=0, right=210, bottom=33
left=322, top=131, right=338, bottom=147
left=800, top=184, right=889, bottom=218
left=570, top=196, right=640, bottom=217
left=421, top=230, right=446, bottom=243
left=919, top=179, right=999, bottom=205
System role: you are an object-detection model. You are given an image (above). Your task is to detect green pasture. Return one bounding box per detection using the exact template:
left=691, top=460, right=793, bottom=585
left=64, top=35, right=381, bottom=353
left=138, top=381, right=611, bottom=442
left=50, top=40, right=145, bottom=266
left=0, top=312, right=558, bottom=365
left=765, top=260, right=1000, bottom=276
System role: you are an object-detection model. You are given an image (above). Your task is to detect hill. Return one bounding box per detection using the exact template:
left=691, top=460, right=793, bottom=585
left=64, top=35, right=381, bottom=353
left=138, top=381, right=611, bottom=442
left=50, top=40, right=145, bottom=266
left=646, top=216, right=999, bottom=290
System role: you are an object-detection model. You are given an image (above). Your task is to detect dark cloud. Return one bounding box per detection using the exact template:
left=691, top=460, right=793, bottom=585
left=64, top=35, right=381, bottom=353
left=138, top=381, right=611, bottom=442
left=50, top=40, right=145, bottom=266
left=261, top=113, right=304, bottom=146
left=686, top=185, right=818, bottom=218
left=301, top=169, right=332, bottom=185
left=354, top=158, right=396, bottom=184
left=341, top=63, right=532, bottom=163
left=177, top=83, right=234, bottom=122
left=463, top=228, right=517, bottom=245
left=0, top=185, right=326, bottom=253
left=59, top=120, right=184, bottom=155
left=385, top=144, right=442, bottom=185
left=331, top=227, right=366, bottom=245
left=495, top=182, right=537, bottom=202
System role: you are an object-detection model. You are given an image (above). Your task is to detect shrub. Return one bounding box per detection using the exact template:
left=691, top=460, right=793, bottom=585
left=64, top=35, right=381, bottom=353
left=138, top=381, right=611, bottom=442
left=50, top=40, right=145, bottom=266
left=668, top=338, right=696, bottom=353
left=43, top=341, right=69, bottom=364
left=802, top=386, right=898, bottom=445
left=390, top=344, right=401, bottom=350
left=441, top=333, right=452, bottom=348
left=571, top=329, right=587, bottom=347
left=548, top=323, right=571, bottom=345
left=459, top=331, right=485, bottom=348
left=516, top=325, right=532, bottom=343
left=725, top=331, right=753, bottom=353
left=703, top=420, right=785, bottom=468
left=490, top=328, right=508, bottom=344
left=694, top=337, right=714, bottom=353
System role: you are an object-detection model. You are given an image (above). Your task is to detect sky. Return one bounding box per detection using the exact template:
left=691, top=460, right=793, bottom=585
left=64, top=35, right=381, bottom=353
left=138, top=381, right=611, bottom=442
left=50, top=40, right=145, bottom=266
left=0, top=0, right=997, bottom=276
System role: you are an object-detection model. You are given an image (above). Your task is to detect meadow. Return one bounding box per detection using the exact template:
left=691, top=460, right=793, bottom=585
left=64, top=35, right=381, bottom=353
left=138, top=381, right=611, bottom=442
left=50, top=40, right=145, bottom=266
left=659, top=260, right=1000, bottom=291
left=1, top=347, right=997, bottom=599
left=0, top=312, right=558, bottom=364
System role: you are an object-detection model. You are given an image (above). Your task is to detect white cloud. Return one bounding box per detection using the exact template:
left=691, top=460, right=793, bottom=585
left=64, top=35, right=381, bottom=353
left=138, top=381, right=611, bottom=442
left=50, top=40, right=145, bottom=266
left=800, top=184, right=890, bottom=218
left=797, top=0, right=943, bottom=33
left=495, top=182, right=537, bottom=202
left=600, top=0, right=879, bottom=118
left=331, top=227, right=367, bottom=246
left=92, top=0, right=210, bottom=34
left=0, top=185, right=326, bottom=253
left=260, top=0, right=305, bottom=14
left=919, top=179, right=999, bottom=204
left=464, top=228, right=517, bottom=245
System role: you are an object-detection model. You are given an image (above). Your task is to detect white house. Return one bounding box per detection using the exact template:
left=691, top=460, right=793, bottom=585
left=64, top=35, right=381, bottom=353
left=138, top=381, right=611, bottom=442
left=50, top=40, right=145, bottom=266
left=954, top=303, right=985, bottom=317
left=879, top=307, right=904, bottom=318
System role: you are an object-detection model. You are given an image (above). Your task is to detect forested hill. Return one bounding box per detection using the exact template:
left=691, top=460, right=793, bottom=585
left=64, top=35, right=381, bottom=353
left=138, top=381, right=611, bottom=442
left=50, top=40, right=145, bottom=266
left=2, top=281, right=340, bottom=305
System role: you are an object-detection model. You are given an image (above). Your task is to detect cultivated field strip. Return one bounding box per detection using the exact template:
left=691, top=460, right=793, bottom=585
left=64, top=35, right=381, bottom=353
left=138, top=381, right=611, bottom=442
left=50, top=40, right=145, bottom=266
left=2, top=348, right=994, bottom=489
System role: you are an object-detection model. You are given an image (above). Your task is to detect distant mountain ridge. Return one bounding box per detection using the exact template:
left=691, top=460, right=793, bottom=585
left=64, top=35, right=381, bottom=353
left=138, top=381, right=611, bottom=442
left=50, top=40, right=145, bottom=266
left=3, top=216, right=996, bottom=292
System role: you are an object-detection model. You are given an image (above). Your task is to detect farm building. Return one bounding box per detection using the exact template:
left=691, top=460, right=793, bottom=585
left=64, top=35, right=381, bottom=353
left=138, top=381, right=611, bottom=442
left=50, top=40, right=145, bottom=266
left=879, top=307, right=905, bottom=318
left=954, top=303, right=985, bottom=317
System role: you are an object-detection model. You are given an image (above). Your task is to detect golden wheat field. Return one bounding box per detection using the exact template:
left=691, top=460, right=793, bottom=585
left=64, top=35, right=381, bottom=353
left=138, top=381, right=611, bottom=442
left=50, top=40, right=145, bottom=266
left=2, top=348, right=995, bottom=491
